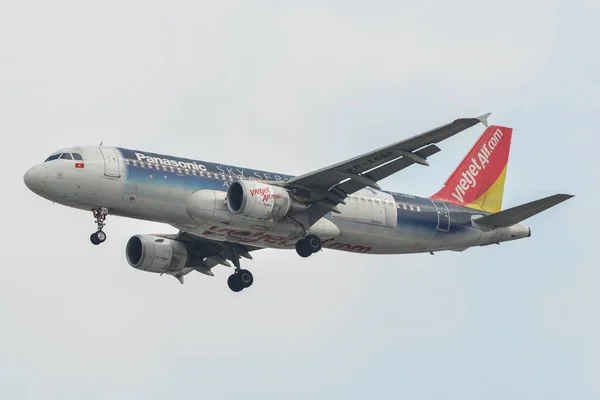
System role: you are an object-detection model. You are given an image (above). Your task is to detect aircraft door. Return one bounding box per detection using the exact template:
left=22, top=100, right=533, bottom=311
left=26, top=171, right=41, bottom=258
left=379, top=191, right=398, bottom=228
left=432, top=200, right=450, bottom=231
left=99, top=147, right=121, bottom=178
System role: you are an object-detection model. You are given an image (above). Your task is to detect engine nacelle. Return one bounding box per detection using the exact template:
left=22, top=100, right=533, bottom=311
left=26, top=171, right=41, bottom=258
left=227, top=180, right=306, bottom=220
left=126, top=234, right=189, bottom=273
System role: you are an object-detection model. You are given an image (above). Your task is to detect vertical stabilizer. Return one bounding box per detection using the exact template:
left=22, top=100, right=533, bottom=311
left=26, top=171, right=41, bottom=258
left=431, top=125, right=513, bottom=213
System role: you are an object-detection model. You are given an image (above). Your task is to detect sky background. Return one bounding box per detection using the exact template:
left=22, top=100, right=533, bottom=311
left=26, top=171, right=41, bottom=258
left=0, top=1, right=598, bottom=399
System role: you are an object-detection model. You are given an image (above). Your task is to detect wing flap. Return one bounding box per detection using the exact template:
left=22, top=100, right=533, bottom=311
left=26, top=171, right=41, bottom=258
left=474, top=194, right=574, bottom=228
left=335, top=144, right=441, bottom=195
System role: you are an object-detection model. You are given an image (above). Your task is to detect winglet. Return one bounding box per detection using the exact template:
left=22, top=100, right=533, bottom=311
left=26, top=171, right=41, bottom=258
left=477, top=113, right=491, bottom=127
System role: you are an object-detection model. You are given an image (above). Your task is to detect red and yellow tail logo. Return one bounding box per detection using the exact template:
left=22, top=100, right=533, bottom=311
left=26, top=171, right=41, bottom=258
left=431, top=125, right=512, bottom=213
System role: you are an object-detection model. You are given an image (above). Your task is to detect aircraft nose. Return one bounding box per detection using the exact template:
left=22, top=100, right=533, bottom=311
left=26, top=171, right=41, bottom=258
left=24, top=165, right=47, bottom=193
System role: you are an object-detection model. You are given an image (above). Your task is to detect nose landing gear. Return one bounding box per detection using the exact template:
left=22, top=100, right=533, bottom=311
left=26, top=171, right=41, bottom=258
left=90, top=230, right=106, bottom=245
left=90, top=208, right=108, bottom=245
left=295, top=234, right=322, bottom=258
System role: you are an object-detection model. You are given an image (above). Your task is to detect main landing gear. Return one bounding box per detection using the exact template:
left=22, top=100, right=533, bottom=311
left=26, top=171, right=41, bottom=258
left=227, top=269, right=254, bottom=293
left=90, top=207, right=108, bottom=245
left=295, top=234, right=322, bottom=258
left=226, top=244, right=254, bottom=293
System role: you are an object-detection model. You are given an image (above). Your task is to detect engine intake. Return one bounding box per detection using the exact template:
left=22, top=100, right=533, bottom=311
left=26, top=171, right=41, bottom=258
left=227, top=180, right=306, bottom=220
left=126, top=234, right=189, bottom=273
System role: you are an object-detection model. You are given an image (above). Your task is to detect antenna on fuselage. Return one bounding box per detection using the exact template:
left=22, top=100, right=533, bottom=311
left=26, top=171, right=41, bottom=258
left=99, top=141, right=103, bottom=146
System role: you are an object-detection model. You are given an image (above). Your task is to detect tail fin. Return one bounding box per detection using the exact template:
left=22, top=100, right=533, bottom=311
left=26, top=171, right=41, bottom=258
left=431, top=125, right=513, bottom=213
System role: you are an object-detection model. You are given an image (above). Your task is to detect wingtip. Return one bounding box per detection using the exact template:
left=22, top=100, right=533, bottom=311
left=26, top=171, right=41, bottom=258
left=477, top=113, right=491, bottom=127
left=550, top=193, right=575, bottom=204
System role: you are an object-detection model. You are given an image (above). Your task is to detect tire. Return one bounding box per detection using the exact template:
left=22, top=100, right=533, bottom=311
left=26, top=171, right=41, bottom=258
left=239, top=269, right=254, bottom=288
left=227, top=274, right=244, bottom=292
left=306, top=234, right=322, bottom=253
left=295, top=239, right=312, bottom=258
left=90, top=233, right=100, bottom=245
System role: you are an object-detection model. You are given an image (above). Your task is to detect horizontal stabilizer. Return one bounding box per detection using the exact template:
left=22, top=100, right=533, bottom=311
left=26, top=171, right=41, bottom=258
left=475, top=194, right=574, bottom=228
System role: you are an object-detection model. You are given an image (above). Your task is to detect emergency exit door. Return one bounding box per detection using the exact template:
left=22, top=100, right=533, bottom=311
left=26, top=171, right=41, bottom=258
left=432, top=200, right=450, bottom=231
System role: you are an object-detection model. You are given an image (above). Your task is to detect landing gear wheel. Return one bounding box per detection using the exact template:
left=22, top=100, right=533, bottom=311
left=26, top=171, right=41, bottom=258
left=91, top=208, right=109, bottom=244
left=90, top=231, right=106, bottom=245
left=295, top=234, right=322, bottom=257
left=227, top=274, right=244, bottom=292
left=239, top=269, right=254, bottom=288
left=295, top=239, right=312, bottom=258
left=305, top=234, right=322, bottom=253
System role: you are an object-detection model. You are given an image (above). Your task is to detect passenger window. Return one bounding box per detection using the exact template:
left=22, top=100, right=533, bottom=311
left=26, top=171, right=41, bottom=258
left=44, top=154, right=60, bottom=162
left=72, top=153, right=83, bottom=160
left=60, top=153, right=73, bottom=160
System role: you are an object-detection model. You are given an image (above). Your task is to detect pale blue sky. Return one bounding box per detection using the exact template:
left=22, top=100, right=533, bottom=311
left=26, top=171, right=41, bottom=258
left=0, top=1, right=597, bottom=399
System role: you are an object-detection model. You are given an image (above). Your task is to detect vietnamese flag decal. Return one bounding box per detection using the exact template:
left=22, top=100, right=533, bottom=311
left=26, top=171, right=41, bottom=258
left=75, top=163, right=85, bottom=169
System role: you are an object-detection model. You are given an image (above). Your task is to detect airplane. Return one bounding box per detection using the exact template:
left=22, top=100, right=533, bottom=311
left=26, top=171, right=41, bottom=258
left=23, top=113, right=573, bottom=292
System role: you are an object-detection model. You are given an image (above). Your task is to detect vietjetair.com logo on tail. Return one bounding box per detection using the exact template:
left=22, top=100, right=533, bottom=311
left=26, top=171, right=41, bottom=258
left=431, top=125, right=513, bottom=213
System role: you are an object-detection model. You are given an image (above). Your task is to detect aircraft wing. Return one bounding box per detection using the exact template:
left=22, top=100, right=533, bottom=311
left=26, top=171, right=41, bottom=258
left=284, top=113, right=491, bottom=225
left=154, top=231, right=261, bottom=277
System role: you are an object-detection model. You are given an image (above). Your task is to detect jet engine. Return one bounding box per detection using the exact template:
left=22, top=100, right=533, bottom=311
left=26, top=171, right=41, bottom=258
left=126, top=234, right=189, bottom=273
left=227, top=180, right=306, bottom=220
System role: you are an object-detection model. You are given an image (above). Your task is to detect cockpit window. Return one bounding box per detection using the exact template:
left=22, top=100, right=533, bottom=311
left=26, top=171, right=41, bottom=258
left=72, top=153, right=83, bottom=161
left=44, top=154, right=60, bottom=162
left=60, top=153, right=73, bottom=160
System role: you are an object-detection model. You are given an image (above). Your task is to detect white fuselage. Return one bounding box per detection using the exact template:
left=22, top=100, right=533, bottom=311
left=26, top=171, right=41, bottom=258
left=24, top=146, right=531, bottom=255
